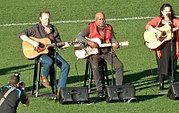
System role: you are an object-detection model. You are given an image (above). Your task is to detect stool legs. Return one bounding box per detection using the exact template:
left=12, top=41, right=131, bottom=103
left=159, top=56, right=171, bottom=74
left=49, top=65, right=56, bottom=94
left=32, top=59, right=56, bottom=97
left=32, top=62, right=37, bottom=95
left=103, top=61, right=109, bottom=86
left=84, top=60, right=88, bottom=87
left=32, top=60, right=41, bottom=97
left=84, top=60, right=93, bottom=93
left=35, top=61, right=41, bottom=97
left=84, top=60, right=109, bottom=93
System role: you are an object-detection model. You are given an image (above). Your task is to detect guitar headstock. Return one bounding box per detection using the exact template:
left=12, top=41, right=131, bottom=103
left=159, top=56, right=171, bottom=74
left=119, top=41, right=129, bottom=46
left=71, top=41, right=85, bottom=47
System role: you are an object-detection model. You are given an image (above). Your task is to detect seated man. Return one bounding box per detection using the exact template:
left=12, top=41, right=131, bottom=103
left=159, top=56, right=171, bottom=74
left=19, top=11, right=70, bottom=97
left=0, top=73, right=29, bottom=113
left=76, top=12, right=123, bottom=97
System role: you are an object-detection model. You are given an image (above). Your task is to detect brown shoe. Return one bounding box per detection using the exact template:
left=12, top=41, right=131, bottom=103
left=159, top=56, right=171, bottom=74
left=41, top=76, right=50, bottom=88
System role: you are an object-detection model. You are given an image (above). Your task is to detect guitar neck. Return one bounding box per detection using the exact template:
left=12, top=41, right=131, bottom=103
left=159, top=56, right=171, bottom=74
left=47, top=42, right=65, bottom=48
left=99, top=43, right=115, bottom=47
left=99, top=42, right=127, bottom=48
left=85, top=37, right=129, bottom=48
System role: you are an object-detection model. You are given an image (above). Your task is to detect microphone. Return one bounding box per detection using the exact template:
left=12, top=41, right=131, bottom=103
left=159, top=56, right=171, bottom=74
left=166, top=13, right=173, bottom=25
left=166, top=13, right=171, bottom=18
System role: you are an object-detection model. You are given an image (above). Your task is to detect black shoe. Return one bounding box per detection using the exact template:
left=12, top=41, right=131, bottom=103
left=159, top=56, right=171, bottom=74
left=159, top=83, right=164, bottom=90
left=98, top=90, right=105, bottom=98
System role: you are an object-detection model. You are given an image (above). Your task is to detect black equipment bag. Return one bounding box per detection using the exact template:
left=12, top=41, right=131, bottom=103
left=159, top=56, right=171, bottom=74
left=168, top=82, right=179, bottom=100
left=60, top=87, right=89, bottom=104
left=105, top=84, right=136, bottom=102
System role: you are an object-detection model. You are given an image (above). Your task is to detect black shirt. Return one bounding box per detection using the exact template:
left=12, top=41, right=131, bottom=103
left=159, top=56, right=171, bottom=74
left=0, top=84, right=28, bottom=113
left=19, top=23, right=62, bottom=56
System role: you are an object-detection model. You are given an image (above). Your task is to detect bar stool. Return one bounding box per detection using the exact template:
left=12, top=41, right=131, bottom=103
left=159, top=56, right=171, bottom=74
left=32, top=57, right=57, bottom=97
left=84, top=59, right=109, bottom=93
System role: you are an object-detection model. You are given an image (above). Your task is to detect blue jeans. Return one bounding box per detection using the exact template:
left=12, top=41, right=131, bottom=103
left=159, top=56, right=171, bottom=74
left=39, top=53, right=70, bottom=90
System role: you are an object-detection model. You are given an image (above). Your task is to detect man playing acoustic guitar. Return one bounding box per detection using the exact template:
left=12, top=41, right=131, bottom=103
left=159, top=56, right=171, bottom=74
left=145, top=3, right=179, bottom=90
left=76, top=12, right=124, bottom=97
left=19, top=11, right=70, bottom=97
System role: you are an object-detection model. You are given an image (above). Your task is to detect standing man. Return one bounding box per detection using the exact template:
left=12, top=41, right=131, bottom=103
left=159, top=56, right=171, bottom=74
left=19, top=11, right=70, bottom=96
left=76, top=12, right=123, bottom=97
left=0, top=73, right=29, bottom=113
left=145, top=3, right=179, bottom=90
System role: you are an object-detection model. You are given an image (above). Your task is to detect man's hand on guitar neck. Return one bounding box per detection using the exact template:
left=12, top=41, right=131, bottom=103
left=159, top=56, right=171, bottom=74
left=87, top=41, right=99, bottom=48
left=113, top=43, right=120, bottom=49
left=61, top=42, right=70, bottom=49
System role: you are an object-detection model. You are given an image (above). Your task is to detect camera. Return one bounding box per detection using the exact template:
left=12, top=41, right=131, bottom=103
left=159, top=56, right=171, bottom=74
left=14, top=73, right=20, bottom=82
left=19, top=82, right=25, bottom=87
left=18, top=81, right=25, bottom=91
left=14, top=73, right=25, bottom=90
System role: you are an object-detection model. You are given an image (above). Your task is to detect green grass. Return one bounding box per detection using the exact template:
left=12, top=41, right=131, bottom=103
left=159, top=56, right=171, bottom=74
left=1, top=0, right=179, bottom=113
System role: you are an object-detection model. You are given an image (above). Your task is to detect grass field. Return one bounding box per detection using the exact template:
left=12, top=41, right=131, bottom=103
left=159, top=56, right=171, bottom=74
left=1, top=0, right=179, bottom=113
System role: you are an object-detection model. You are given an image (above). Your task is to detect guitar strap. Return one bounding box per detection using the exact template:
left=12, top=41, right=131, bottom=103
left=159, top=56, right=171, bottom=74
left=100, top=27, right=111, bottom=54
left=0, top=87, right=16, bottom=106
left=99, top=27, right=106, bottom=43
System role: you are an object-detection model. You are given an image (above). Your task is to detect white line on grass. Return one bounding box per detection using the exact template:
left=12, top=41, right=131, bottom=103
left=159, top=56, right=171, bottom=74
left=1, top=16, right=178, bottom=27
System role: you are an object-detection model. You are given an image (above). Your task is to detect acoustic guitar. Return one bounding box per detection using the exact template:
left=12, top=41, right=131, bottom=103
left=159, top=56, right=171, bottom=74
left=22, top=37, right=73, bottom=59
left=74, top=38, right=129, bottom=59
left=144, top=24, right=172, bottom=49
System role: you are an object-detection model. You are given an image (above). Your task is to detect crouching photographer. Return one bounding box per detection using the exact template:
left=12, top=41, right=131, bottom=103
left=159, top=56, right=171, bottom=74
left=0, top=73, right=29, bottom=113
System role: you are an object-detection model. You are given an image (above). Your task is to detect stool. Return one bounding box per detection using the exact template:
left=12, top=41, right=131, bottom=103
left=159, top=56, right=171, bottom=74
left=32, top=58, right=57, bottom=97
left=84, top=59, right=109, bottom=93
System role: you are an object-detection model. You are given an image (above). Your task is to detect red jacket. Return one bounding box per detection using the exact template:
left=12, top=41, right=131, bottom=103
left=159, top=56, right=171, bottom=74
left=88, top=21, right=113, bottom=43
left=145, top=16, right=179, bottom=58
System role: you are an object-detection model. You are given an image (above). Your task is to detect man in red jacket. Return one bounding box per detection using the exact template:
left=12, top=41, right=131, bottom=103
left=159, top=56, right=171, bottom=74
left=77, top=12, right=124, bottom=97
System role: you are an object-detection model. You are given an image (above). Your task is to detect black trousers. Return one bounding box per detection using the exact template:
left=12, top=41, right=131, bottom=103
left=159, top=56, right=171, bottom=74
left=156, top=41, right=177, bottom=83
left=89, top=52, right=123, bottom=91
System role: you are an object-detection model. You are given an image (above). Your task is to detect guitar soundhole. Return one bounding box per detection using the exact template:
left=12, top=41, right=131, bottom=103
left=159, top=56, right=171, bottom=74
left=159, top=32, right=167, bottom=41
left=39, top=42, right=45, bottom=48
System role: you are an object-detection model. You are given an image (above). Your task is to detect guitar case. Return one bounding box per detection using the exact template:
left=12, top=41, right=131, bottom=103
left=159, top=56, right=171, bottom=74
left=60, top=87, right=89, bottom=104
left=105, top=84, right=136, bottom=103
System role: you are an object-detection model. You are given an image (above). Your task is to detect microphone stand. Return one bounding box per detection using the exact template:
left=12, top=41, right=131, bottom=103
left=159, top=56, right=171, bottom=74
left=53, top=41, right=58, bottom=94
left=170, top=22, right=175, bottom=84
left=110, top=39, right=114, bottom=86
left=167, top=14, right=175, bottom=84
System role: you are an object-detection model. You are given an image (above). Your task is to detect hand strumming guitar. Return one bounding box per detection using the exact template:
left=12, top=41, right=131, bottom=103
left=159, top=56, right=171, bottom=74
left=155, top=29, right=164, bottom=39
left=31, top=40, right=39, bottom=48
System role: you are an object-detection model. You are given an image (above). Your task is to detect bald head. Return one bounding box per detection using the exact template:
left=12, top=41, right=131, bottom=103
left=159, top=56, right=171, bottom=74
left=94, top=12, right=106, bottom=28
left=95, top=12, right=105, bottom=20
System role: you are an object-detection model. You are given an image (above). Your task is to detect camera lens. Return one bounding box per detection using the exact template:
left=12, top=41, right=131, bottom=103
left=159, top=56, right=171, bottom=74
left=19, top=82, right=24, bottom=86
left=14, top=73, right=20, bottom=76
